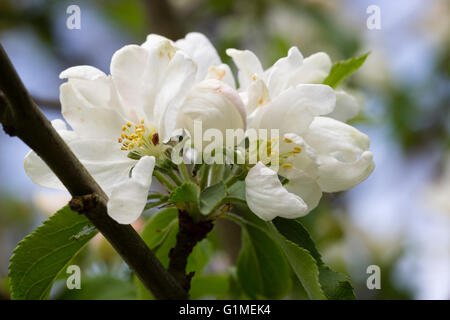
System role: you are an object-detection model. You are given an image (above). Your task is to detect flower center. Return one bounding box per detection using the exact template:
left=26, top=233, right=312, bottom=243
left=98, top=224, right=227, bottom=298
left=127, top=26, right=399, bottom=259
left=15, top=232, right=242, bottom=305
left=279, top=137, right=302, bottom=169
left=118, top=120, right=167, bottom=160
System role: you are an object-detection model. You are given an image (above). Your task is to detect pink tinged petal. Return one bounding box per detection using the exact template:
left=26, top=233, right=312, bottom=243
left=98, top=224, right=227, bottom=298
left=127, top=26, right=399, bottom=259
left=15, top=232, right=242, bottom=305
left=176, top=32, right=222, bottom=82
left=291, top=52, right=332, bottom=84
left=316, top=151, right=375, bottom=193
left=327, top=91, right=360, bottom=122
left=107, top=156, right=155, bottom=224
left=245, top=162, right=308, bottom=221
left=226, top=48, right=264, bottom=90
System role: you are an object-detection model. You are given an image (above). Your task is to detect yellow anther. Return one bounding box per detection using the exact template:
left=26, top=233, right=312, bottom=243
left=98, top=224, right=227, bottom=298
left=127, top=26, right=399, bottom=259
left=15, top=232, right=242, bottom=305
left=118, top=138, right=123, bottom=143
left=121, top=147, right=127, bottom=151
left=121, top=126, right=127, bottom=131
left=126, top=122, right=132, bottom=127
left=293, top=146, right=302, bottom=153
left=283, top=137, right=293, bottom=143
left=140, top=119, right=145, bottom=124
left=281, top=163, right=293, bottom=169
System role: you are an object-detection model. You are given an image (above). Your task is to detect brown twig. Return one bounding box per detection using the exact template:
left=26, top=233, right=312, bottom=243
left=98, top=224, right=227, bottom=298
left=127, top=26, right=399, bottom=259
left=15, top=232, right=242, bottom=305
left=168, top=210, right=214, bottom=291
left=0, top=44, right=187, bottom=300
left=142, top=0, right=185, bottom=40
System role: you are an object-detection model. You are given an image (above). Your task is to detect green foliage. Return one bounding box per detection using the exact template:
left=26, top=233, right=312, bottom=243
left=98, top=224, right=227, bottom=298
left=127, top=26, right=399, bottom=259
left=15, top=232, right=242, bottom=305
left=318, top=266, right=355, bottom=300
left=141, top=207, right=178, bottom=251
left=190, top=274, right=230, bottom=300
left=237, top=220, right=292, bottom=299
left=323, top=52, right=369, bottom=88
left=169, top=182, right=200, bottom=204
left=278, top=239, right=325, bottom=300
left=57, top=274, right=136, bottom=300
left=273, top=217, right=355, bottom=300
left=200, top=182, right=227, bottom=215
left=9, top=206, right=97, bottom=300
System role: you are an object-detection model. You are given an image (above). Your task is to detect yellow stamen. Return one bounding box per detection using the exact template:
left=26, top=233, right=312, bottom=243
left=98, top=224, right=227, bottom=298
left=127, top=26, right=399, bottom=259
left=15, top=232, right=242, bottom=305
left=283, top=137, right=293, bottom=143
left=281, top=163, right=293, bottom=169
left=293, top=146, right=302, bottom=153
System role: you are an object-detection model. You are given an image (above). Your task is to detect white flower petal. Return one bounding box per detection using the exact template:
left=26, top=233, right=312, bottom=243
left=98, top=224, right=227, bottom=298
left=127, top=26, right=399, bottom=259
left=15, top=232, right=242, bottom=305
left=206, top=64, right=236, bottom=89
left=249, top=84, right=334, bottom=136
left=24, top=137, right=137, bottom=196
left=327, top=91, right=360, bottom=122
left=60, top=82, right=126, bottom=139
left=176, top=79, right=246, bottom=141
left=107, top=156, right=155, bottom=224
left=154, top=50, right=197, bottom=140
left=142, top=34, right=173, bottom=50
left=265, top=46, right=304, bottom=96
left=110, top=43, right=174, bottom=125
left=226, top=48, right=263, bottom=89
left=246, top=79, right=270, bottom=115
left=286, top=174, right=322, bottom=213
left=176, top=32, right=221, bottom=82
left=291, top=52, right=332, bottom=84
left=317, top=151, right=375, bottom=192
left=111, top=43, right=196, bottom=136
left=59, top=65, right=106, bottom=80
left=303, top=116, right=370, bottom=162
left=245, top=162, right=308, bottom=221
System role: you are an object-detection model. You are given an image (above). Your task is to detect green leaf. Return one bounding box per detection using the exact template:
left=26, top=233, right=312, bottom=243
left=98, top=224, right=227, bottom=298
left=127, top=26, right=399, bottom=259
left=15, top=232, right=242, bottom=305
left=273, top=217, right=323, bottom=264
left=141, top=207, right=178, bottom=250
left=273, top=217, right=355, bottom=300
left=278, top=239, right=326, bottom=300
left=190, top=274, right=229, bottom=300
left=169, top=182, right=200, bottom=204
left=9, top=206, right=97, bottom=300
left=319, top=266, right=356, bottom=300
left=57, top=274, right=136, bottom=300
left=227, top=180, right=246, bottom=200
left=322, top=52, right=369, bottom=88
left=230, top=206, right=325, bottom=300
left=230, top=214, right=291, bottom=299
left=186, top=238, right=213, bottom=274
left=199, top=182, right=227, bottom=215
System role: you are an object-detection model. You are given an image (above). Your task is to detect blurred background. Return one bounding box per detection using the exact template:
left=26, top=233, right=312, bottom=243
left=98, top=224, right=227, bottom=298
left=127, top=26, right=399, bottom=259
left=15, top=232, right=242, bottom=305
left=0, top=0, right=449, bottom=300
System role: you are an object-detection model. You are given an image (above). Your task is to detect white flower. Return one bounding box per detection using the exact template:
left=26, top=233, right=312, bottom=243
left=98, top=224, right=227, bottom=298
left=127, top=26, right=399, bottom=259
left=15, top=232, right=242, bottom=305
left=24, top=33, right=241, bottom=224
left=228, top=47, right=375, bottom=221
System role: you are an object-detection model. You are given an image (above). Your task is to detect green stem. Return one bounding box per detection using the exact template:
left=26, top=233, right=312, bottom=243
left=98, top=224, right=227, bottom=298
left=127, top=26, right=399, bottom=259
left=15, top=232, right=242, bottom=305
left=225, top=174, right=241, bottom=188
left=179, top=162, right=191, bottom=182
left=147, top=193, right=166, bottom=200
left=165, top=170, right=183, bottom=186
left=154, top=171, right=176, bottom=191
left=199, top=165, right=210, bottom=190
left=209, top=163, right=224, bottom=186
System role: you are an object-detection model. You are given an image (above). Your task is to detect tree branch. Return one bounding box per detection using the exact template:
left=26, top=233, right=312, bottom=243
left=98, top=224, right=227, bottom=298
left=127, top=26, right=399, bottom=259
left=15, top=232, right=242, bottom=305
left=168, top=210, right=214, bottom=291
left=142, top=0, right=185, bottom=40
left=0, top=44, right=187, bottom=300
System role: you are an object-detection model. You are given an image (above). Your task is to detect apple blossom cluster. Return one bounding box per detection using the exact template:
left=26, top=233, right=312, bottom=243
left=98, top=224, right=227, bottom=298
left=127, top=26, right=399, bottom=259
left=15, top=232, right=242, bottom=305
left=24, top=33, right=374, bottom=224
